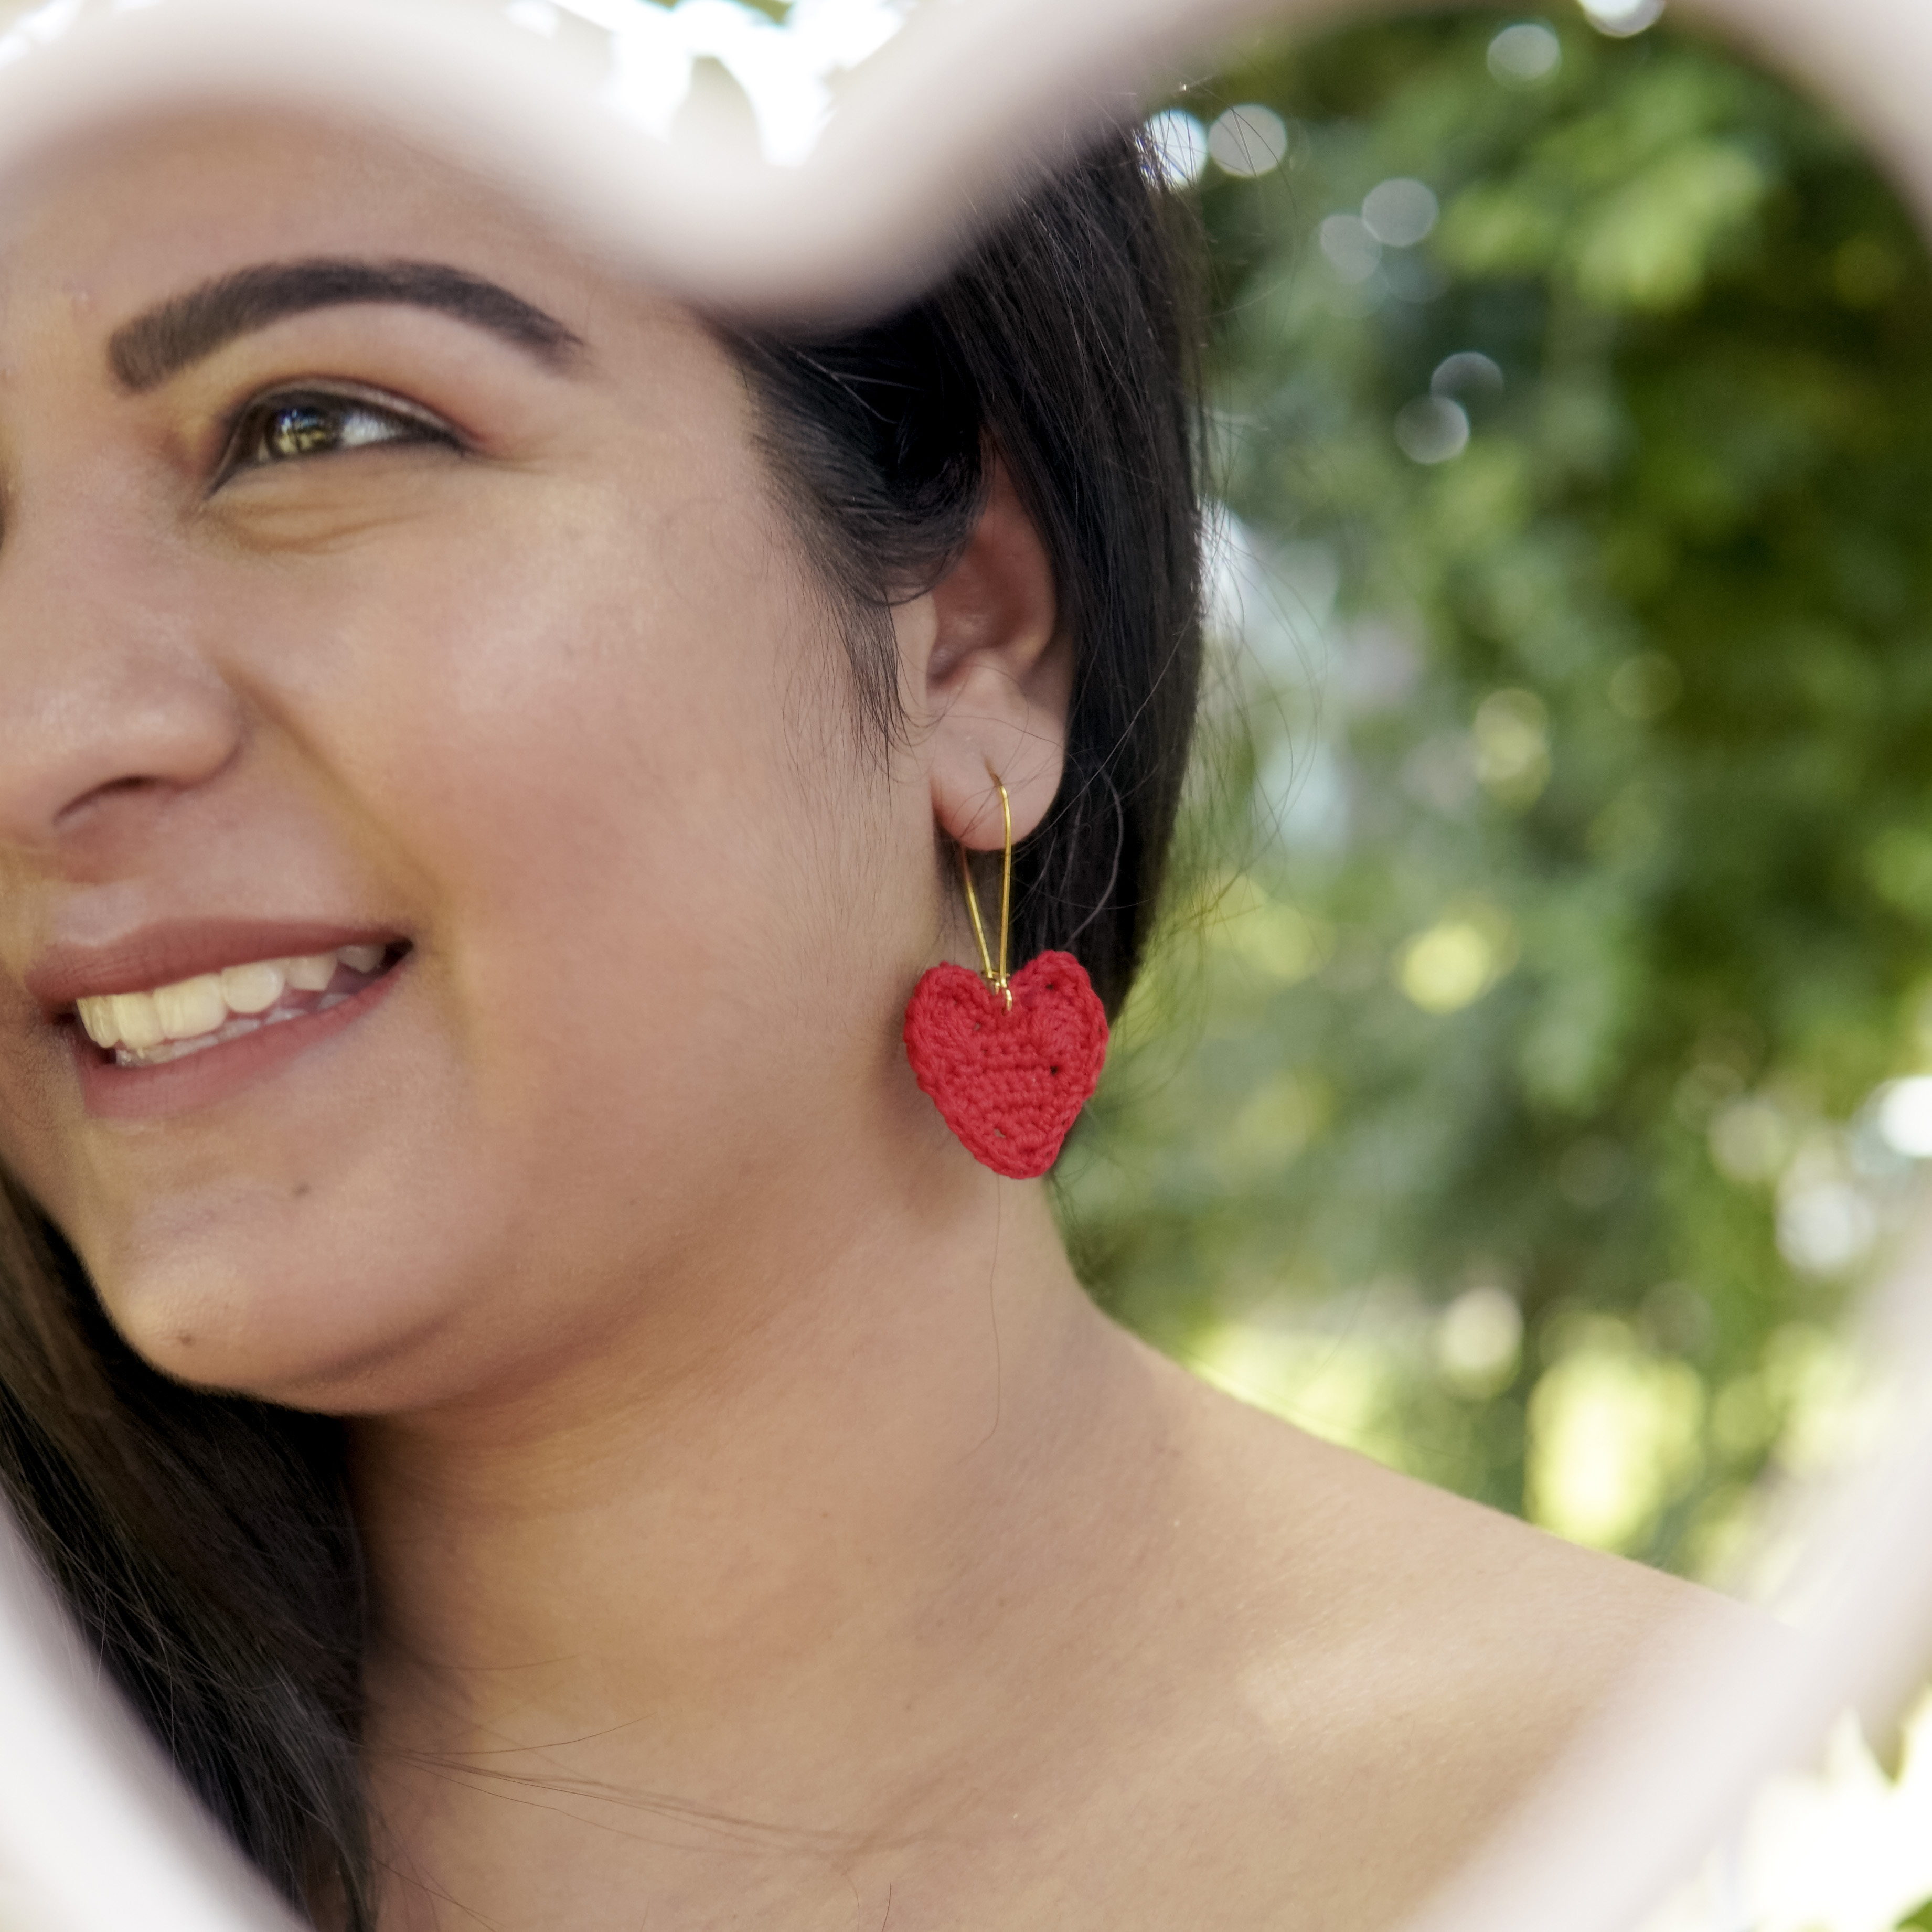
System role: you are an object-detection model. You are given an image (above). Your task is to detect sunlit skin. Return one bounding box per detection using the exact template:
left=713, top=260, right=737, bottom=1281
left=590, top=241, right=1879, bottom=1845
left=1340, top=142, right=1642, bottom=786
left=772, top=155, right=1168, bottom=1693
left=0, top=115, right=1707, bottom=1932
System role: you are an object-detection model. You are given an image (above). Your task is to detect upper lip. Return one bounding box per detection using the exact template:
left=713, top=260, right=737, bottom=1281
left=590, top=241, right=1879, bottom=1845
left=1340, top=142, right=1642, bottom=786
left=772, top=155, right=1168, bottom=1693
left=24, top=920, right=405, bottom=1018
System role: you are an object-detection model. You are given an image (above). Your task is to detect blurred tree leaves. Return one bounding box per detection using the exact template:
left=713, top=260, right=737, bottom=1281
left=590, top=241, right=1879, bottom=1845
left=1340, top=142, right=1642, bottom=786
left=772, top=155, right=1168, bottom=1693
left=1056, top=9, right=1932, bottom=1574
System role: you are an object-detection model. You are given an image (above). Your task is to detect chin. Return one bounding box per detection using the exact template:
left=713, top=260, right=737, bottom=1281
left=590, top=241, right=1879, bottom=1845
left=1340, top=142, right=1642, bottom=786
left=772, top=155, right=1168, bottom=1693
left=91, top=1227, right=472, bottom=1411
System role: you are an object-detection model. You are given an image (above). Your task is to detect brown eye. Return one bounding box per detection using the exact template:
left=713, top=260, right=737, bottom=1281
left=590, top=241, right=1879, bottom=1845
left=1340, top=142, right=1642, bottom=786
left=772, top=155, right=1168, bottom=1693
left=223, top=390, right=454, bottom=478
left=263, top=403, right=342, bottom=460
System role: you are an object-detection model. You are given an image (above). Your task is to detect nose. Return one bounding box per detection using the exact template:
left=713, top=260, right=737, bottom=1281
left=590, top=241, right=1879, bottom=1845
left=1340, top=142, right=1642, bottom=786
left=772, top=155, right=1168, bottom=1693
left=0, top=481, right=242, bottom=857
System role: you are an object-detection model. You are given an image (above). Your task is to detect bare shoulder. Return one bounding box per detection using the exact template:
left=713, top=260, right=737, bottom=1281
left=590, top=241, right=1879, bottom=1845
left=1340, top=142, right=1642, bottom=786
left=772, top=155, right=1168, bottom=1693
left=1082, top=1337, right=1753, bottom=1928
left=1144, top=1324, right=1720, bottom=1649
left=1229, top=1382, right=1703, bottom=1650
left=1159, top=1337, right=1744, bottom=1735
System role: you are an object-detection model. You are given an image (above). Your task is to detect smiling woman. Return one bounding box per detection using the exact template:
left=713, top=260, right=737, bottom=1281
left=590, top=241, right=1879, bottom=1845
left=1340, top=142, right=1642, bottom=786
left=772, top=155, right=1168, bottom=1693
left=0, top=76, right=1721, bottom=1932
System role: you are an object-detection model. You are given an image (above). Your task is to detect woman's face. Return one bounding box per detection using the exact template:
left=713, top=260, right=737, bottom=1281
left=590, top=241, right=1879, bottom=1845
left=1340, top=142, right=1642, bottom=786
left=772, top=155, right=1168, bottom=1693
left=0, top=114, right=958, bottom=1411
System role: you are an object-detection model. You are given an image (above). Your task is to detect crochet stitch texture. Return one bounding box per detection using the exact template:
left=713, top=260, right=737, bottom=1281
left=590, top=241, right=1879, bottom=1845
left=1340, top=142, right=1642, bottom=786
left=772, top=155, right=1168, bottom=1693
left=902, top=951, right=1109, bottom=1179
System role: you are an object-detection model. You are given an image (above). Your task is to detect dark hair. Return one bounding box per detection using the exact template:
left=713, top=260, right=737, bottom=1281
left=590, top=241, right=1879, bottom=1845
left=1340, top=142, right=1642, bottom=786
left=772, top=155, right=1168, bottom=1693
left=0, top=125, right=1203, bottom=1927
left=726, top=129, right=1203, bottom=1014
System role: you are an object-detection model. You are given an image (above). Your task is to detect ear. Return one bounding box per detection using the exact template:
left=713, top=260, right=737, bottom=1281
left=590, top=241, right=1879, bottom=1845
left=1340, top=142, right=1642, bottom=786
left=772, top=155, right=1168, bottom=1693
left=910, top=454, right=1071, bottom=851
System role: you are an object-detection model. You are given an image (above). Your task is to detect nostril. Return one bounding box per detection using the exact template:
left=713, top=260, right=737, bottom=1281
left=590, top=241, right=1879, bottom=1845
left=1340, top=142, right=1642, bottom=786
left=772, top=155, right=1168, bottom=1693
left=54, top=774, right=168, bottom=829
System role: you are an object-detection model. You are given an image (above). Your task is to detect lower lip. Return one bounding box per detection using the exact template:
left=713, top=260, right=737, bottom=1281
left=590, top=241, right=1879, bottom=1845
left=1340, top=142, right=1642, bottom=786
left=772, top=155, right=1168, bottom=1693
left=70, top=957, right=408, bottom=1122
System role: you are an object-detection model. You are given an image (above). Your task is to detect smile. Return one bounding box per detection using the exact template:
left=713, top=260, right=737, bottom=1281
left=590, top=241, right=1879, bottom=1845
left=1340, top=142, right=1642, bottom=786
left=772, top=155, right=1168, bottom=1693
left=75, top=943, right=397, bottom=1069
left=49, top=933, right=414, bottom=1123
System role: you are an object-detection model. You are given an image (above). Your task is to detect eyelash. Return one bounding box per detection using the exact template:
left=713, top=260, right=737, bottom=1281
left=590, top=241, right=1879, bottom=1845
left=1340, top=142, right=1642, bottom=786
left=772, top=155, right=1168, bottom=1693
left=214, top=385, right=463, bottom=486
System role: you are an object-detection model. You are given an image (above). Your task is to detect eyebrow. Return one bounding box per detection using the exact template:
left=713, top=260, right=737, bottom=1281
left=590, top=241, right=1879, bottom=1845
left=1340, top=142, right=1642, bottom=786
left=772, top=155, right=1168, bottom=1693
left=108, top=257, right=585, bottom=393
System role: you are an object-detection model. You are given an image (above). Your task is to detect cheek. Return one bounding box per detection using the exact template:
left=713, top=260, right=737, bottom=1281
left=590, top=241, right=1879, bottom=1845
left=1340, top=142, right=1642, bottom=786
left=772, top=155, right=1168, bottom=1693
left=208, top=464, right=893, bottom=1380
left=377, top=478, right=832, bottom=1045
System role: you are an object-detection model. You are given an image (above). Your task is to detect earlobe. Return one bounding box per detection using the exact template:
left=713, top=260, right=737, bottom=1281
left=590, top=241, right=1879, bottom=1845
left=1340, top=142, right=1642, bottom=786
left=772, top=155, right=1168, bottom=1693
left=921, top=456, right=1071, bottom=850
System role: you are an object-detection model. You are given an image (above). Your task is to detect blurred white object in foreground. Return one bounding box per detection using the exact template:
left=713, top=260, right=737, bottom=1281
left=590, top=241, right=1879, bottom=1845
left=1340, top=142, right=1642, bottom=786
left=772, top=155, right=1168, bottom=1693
left=1645, top=1694, right=1932, bottom=1932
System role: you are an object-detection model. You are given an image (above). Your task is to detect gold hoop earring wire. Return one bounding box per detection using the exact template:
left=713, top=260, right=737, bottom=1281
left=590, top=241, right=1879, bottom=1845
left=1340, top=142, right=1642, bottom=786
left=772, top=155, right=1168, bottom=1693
left=958, top=776, right=1014, bottom=1011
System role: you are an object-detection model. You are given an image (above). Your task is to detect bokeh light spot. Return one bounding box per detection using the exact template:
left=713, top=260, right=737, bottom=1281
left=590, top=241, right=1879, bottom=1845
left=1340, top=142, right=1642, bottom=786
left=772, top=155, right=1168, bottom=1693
left=1437, top=1286, right=1524, bottom=1396
left=1875, top=1077, right=1932, bottom=1159
left=1394, top=394, right=1470, bottom=464
left=1580, top=0, right=1664, bottom=37
left=1488, top=20, right=1563, bottom=86
left=1208, top=103, right=1289, bottom=178
left=1430, top=350, right=1504, bottom=398
left=1528, top=1328, right=1704, bottom=1551
left=1472, top=687, right=1551, bottom=804
left=1397, top=910, right=1515, bottom=1012
left=1776, top=1182, right=1877, bottom=1277
left=1145, top=108, right=1208, bottom=187
left=1361, top=176, right=1439, bottom=247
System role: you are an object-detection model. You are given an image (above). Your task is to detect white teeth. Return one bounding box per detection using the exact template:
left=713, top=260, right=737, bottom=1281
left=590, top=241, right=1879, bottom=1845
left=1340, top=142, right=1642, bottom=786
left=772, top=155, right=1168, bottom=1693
left=79, top=1001, right=120, bottom=1049
left=219, top=960, right=286, bottom=1015
left=110, top=991, right=166, bottom=1052
left=111, top=993, right=354, bottom=1070
left=285, top=952, right=338, bottom=993
left=154, top=974, right=228, bottom=1042
left=73, top=942, right=396, bottom=1060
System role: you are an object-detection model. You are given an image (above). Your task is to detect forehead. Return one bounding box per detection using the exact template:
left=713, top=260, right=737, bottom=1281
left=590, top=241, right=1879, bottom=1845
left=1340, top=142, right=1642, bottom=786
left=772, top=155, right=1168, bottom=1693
left=0, top=111, right=595, bottom=329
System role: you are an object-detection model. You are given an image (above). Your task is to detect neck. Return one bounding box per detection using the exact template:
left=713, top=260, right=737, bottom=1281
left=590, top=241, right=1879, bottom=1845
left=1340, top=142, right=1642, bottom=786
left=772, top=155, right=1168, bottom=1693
left=348, top=1160, right=1166, bottom=1796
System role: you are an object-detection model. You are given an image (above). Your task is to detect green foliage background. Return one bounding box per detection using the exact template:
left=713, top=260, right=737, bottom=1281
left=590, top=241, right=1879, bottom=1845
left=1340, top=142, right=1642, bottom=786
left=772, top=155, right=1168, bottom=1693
left=1055, top=6, right=1932, bottom=1578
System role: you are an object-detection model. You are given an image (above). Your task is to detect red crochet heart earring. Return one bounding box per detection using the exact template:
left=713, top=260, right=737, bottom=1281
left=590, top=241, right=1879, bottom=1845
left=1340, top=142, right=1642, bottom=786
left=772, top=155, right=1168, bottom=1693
left=902, top=774, right=1109, bottom=1179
